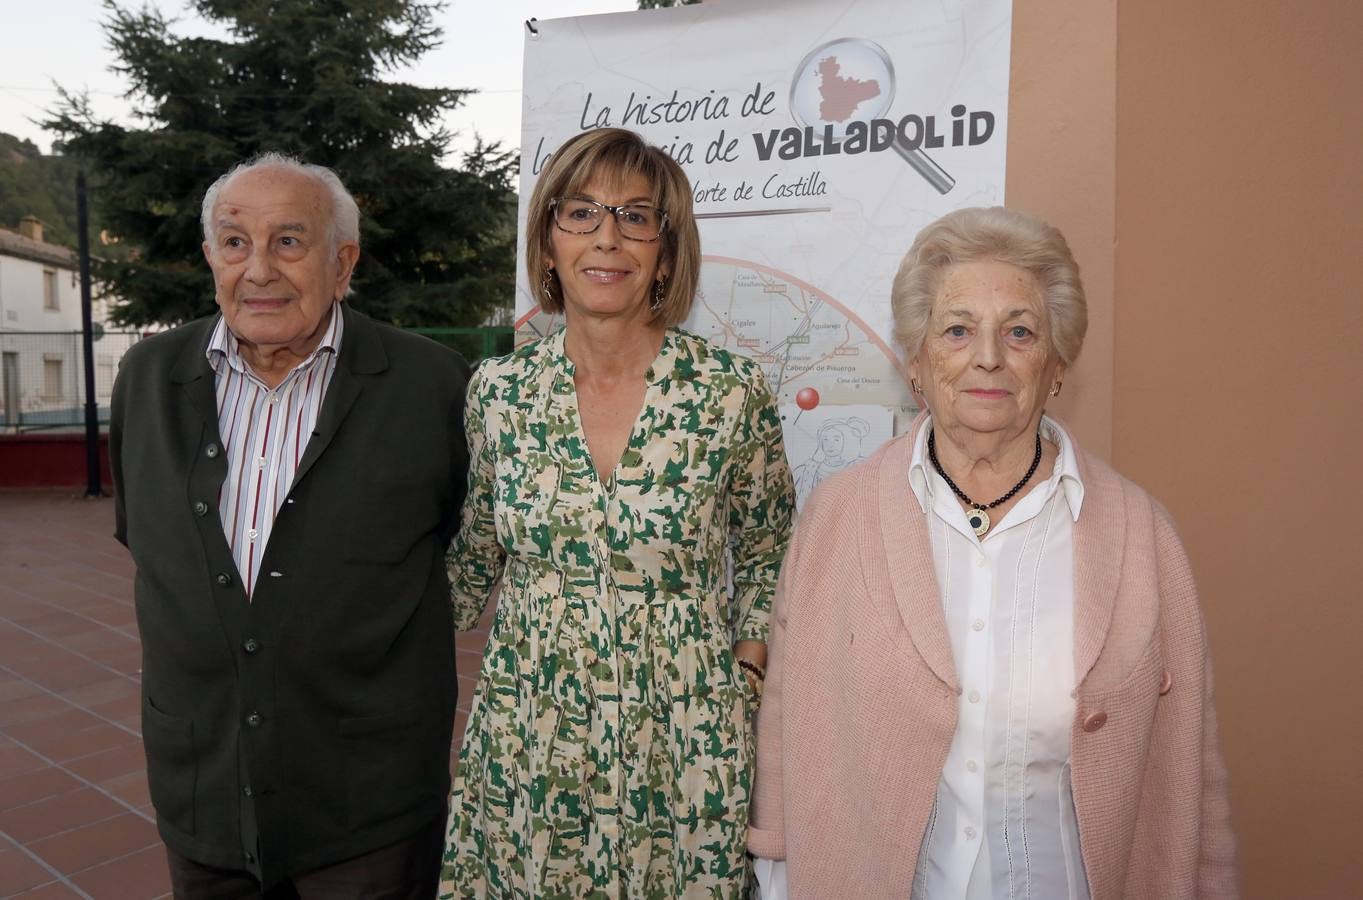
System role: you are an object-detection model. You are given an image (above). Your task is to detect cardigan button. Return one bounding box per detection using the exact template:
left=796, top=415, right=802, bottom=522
left=205, top=443, right=220, bottom=459
left=1082, top=711, right=1108, bottom=732
left=192, top=501, right=209, bottom=516
left=1159, top=670, right=1173, bottom=695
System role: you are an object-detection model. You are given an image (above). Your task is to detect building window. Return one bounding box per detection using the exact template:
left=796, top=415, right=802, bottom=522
left=43, top=269, right=59, bottom=310
left=43, top=356, right=63, bottom=399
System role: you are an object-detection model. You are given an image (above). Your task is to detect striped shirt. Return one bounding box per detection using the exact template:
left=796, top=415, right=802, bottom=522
left=206, top=305, right=343, bottom=597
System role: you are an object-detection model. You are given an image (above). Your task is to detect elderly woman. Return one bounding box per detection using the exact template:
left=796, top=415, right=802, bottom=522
left=440, top=127, right=795, bottom=898
left=749, top=207, right=1236, bottom=899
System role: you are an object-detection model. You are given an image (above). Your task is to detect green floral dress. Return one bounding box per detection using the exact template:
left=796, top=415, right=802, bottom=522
left=439, top=329, right=795, bottom=900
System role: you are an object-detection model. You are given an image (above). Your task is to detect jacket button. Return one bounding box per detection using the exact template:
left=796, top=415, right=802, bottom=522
left=1159, top=670, right=1173, bottom=695
left=242, top=785, right=254, bottom=798
left=1082, top=711, right=1108, bottom=732
left=215, top=572, right=232, bottom=587
left=205, top=443, right=221, bottom=459
left=192, top=501, right=209, bottom=516
left=246, top=711, right=262, bottom=727
left=242, top=638, right=259, bottom=654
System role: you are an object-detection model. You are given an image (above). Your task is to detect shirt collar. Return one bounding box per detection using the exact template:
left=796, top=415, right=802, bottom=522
left=206, top=302, right=345, bottom=378
left=908, top=413, right=1085, bottom=521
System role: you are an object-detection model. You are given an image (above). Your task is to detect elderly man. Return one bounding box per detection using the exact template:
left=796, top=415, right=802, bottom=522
left=110, top=153, right=470, bottom=897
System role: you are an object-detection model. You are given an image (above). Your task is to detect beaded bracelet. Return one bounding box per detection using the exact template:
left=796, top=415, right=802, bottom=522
left=737, top=658, right=766, bottom=682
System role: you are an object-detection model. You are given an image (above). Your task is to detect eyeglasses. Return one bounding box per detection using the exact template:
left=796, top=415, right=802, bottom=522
left=550, top=197, right=668, bottom=242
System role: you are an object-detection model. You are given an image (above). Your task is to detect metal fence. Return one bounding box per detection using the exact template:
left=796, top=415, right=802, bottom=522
left=0, top=331, right=142, bottom=431
left=0, top=326, right=516, bottom=432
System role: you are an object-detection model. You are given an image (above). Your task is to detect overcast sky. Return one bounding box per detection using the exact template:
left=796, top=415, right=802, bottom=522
left=1, top=0, right=637, bottom=161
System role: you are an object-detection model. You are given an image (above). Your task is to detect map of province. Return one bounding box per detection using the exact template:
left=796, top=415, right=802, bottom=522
left=513, top=258, right=912, bottom=408
left=818, top=56, right=881, bottom=121
left=685, top=257, right=910, bottom=407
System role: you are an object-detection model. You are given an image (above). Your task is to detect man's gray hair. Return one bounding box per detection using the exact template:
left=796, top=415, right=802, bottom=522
left=200, top=152, right=360, bottom=250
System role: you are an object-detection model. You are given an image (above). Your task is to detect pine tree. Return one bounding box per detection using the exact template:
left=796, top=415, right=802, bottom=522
left=45, top=0, right=516, bottom=328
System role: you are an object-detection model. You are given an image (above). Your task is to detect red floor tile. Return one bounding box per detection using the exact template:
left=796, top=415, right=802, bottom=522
left=59, top=677, right=140, bottom=710
left=14, top=880, right=86, bottom=898
left=20, top=657, right=121, bottom=695
left=0, top=675, right=44, bottom=704
left=33, top=722, right=140, bottom=764
left=6, top=708, right=104, bottom=748
left=0, top=743, right=47, bottom=780
left=0, top=846, right=57, bottom=896
left=98, top=769, right=151, bottom=809
left=27, top=812, right=160, bottom=877
left=0, top=692, right=69, bottom=729
left=68, top=844, right=170, bottom=899
left=23, top=611, right=108, bottom=641
left=0, top=767, right=84, bottom=812
left=0, top=787, right=127, bottom=844
left=88, top=693, right=141, bottom=723
left=64, top=742, right=146, bottom=784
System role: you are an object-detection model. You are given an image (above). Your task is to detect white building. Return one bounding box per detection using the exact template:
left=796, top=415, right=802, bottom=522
left=0, top=216, right=131, bottom=429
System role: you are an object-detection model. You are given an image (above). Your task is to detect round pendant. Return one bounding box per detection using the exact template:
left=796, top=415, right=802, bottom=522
left=968, top=507, right=990, bottom=537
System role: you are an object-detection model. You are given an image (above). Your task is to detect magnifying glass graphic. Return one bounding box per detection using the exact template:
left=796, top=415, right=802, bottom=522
left=790, top=37, right=955, bottom=195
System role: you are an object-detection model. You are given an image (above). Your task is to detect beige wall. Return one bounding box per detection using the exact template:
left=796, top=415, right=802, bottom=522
left=1006, top=0, right=1117, bottom=459
left=1113, top=2, right=1363, bottom=896
left=1011, top=1, right=1363, bottom=897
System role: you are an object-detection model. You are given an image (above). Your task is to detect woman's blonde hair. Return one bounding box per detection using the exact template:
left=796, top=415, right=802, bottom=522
left=891, top=206, right=1087, bottom=365
left=525, top=128, right=700, bottom=327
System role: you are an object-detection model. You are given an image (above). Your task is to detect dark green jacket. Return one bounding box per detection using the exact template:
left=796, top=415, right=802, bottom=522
left=111, top=304, right=468, bottom=887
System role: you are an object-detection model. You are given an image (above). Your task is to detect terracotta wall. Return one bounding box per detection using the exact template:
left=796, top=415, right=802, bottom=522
left=1112, top=2, right=1363, bottom=896
left=1010, top=1, right=1363, bottom=897
left=1006, top=0, right=1117, bottom=459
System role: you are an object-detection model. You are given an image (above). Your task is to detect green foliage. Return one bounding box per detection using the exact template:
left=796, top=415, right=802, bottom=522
left=0, top=133, right=82, bottom=249
left=44, top=0, right=517, bottom=328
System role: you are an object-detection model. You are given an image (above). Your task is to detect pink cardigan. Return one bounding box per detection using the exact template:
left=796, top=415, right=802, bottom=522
left=748, top=418, right=1237, bottom=899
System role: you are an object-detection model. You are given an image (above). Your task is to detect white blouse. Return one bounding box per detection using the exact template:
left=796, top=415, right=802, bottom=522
left=756, top=415, right=1089, bottom=899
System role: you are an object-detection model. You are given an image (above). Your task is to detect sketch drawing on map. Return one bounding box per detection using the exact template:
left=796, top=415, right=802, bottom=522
left=779, top=404, right=895, bottom=510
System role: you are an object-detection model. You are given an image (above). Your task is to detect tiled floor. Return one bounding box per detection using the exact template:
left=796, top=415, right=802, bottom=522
left=0, top=491, right=491, bottom=899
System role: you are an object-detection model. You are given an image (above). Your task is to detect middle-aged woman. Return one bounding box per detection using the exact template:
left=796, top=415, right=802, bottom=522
left=440, top=127, right=796, bottom=899
left=748, top=206, right=1236, bottom=899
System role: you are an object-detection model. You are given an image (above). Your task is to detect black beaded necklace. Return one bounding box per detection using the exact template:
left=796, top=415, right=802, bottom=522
left=928, top=429, right=1043, bottom=537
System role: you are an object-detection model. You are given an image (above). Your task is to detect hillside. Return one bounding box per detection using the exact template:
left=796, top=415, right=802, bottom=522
left=0, top=132, right=87, bottom=247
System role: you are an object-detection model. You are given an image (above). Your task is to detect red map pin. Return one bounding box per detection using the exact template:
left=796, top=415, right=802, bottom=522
left=793, top=387, right=820, bottom=424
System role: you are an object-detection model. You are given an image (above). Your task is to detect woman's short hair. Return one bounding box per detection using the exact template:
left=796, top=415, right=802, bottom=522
left=525, top=128, right=700, bottom=326
left=891, top=206, right=1087, bottom=365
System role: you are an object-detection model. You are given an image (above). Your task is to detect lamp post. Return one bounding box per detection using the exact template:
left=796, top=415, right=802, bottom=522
left=77, top=171, right=101, bottom=497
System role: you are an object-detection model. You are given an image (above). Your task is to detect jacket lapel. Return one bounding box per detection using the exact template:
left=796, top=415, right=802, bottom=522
left=291, top=305, right=387, bottom=490
left=1071, top=450, right=1126, bottom=684
left=169, top=317, right=220, bottom=437
left=878, top=415, right=959, bottom=692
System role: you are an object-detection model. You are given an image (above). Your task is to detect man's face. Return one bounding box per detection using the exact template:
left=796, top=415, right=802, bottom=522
left=202, top=166, right=358, bottom=356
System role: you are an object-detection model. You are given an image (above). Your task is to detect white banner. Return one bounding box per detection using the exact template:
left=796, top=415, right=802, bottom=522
left=518, top=0, right=1012, bottom=419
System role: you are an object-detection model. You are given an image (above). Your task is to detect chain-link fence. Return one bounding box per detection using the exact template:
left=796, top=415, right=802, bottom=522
left=0, top=330, right=142, bottom=431
left=0, top=326, right=516, bottom=431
